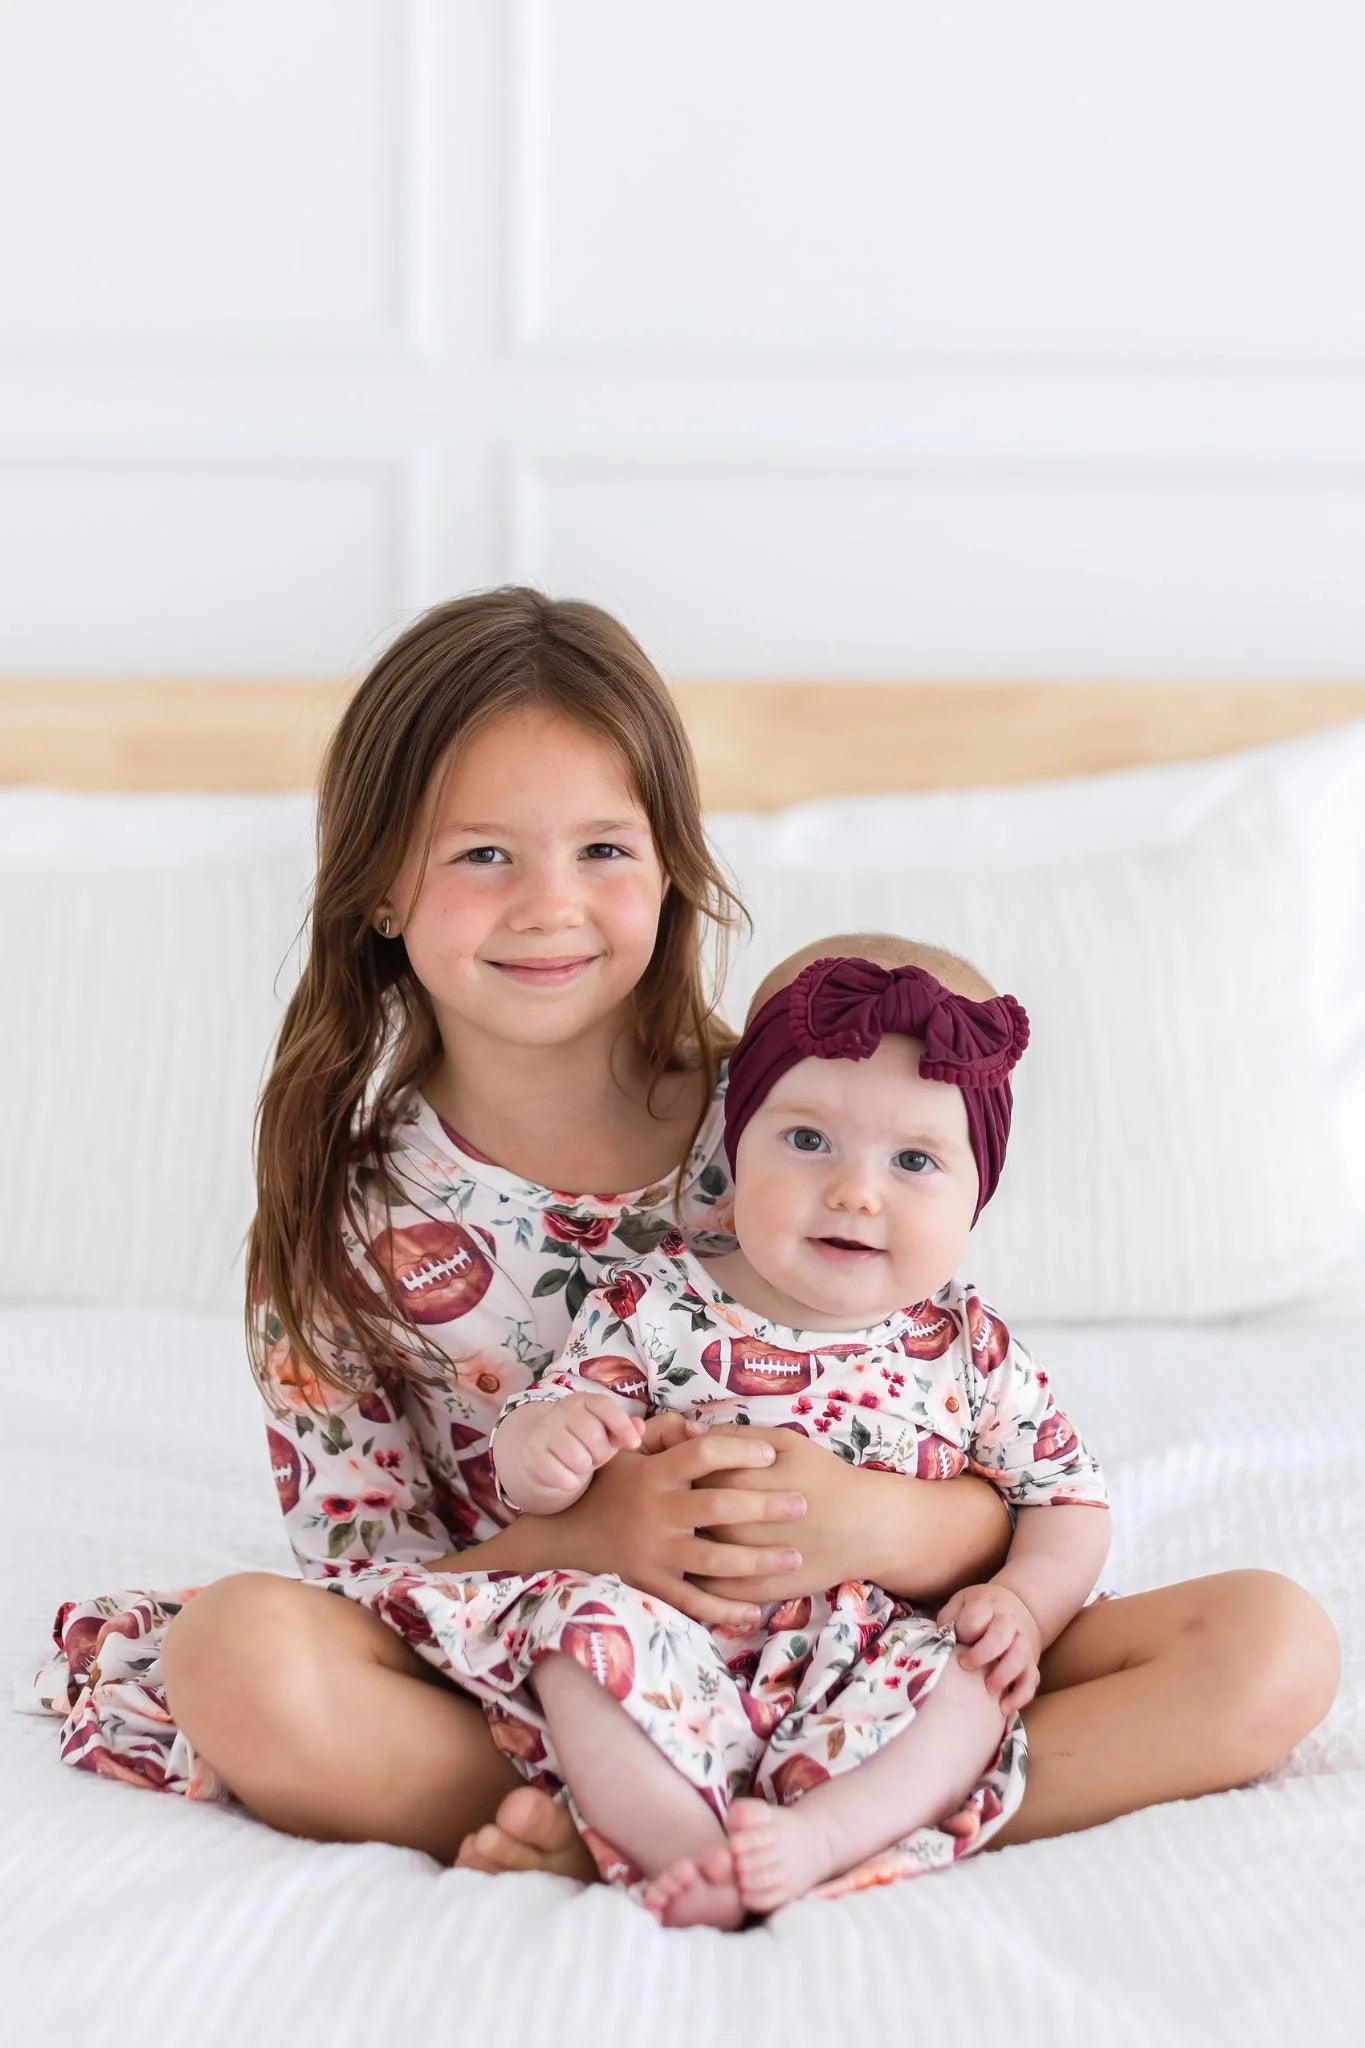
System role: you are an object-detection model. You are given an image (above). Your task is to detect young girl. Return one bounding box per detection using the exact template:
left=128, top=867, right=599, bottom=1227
left=34, top=588, right=1338, bottom=1881
left=335, top=939, right=1110, bottom=1926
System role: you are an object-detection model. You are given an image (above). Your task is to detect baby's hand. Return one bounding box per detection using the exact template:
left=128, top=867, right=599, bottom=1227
left=936, top=1582, right=1042, bottom=1715
left=498, top=1394, right=645, bottom=1512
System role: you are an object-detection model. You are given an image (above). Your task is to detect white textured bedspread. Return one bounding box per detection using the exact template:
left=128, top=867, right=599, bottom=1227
left=3, top=1306, right=1361, bottom=2048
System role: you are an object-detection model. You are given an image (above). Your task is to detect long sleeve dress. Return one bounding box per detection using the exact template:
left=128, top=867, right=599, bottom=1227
left=29, top=1081, right=736, bottom=1797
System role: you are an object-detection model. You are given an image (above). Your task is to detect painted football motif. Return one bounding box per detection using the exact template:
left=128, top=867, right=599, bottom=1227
left=770, top=1752, right=831, bottom=1804
left=365, top=1220, right=494, bottom=1326
left=1034, top=1406, right=1080, bottom=1464
left=891, top=1304, right=958, bottom=1360
left=965, top=1295, right=1011, bottom=1372
left=699, top=1335, right=816, bottom=1398
left=576, top=1354, right=650, bottom=1403
left=266, top=1425, right=303, bottom=1514
left=915, top=1434, right=968, bottom=1481
left=558, top=1601, right=636, bottom=1700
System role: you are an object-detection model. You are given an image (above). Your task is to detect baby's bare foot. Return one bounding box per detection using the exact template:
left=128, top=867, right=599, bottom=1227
left=642, top=1843, right=745, bottom=1930
left=454, top=1785, right=596, bottom=1882
left=729, top=1796, right=840, bottom=1913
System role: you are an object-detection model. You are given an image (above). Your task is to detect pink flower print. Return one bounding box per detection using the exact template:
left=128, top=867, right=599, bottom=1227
left=455, top=1355, right=507, bottom=1402
left=374, top=1448, right=403, bottom=1472
left=857, top=1392, right=879, bottom=1409
left=321, top=1495, right=360, bottom=1520
left=794, top=1396, right=813, bottom=1414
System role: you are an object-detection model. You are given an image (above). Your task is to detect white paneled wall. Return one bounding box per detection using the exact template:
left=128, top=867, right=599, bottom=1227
left=2, top=0, right=1365, bottom=680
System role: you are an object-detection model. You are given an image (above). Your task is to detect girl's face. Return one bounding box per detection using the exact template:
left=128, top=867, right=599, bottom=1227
left=385, top=708, right=668, bottom=1053
left=731, top=1037, right=980, bottom=1328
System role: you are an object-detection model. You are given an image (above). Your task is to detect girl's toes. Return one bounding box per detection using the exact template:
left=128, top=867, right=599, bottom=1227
left=490, top=1787, right=595, bottom=1881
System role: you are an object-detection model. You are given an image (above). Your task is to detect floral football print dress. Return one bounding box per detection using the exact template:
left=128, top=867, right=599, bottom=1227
left=329, top=1240, right=1107, bottom=1897
left=30, top=1082, right=736, bottom=1798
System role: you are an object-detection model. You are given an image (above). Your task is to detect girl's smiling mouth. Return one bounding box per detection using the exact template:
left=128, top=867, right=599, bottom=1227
left=486, top=954, right=599, bottom=986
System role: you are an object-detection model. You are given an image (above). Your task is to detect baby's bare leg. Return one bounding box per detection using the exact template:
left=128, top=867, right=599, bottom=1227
left=731, top=1658, right=1004, bottom=1913
left=533, top=1652, right=745, bottom=1929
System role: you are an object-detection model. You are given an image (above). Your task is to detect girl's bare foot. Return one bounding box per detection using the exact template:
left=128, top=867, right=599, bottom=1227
left=729, top=1797, right=841, bottom=1913
left=642, top=1843, right=745, bottom=1930
left=454, top=1785, right=597, bottom=1881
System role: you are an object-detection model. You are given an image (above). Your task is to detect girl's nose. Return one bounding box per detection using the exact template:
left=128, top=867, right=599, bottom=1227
left=507, top=866, right=585, bottom=932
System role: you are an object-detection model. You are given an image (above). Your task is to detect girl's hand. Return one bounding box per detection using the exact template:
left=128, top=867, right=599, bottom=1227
left=497, top=1394, right=644, bottom=1514
left=690, top=1425, right=1012, bottom=1606
left=543, top=1429, right=808, bottom=1630
left=938, top=1582, right=1042, bottom=1714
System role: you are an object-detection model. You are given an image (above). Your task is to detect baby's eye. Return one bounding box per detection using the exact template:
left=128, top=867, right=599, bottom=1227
left=580, top=843, right=628, bottom=860
left=456, top=846, right=508, bottom=865
left=894, top=1150, right=937, bottom=1175
left=784, top=1127, right=829, bottom=1153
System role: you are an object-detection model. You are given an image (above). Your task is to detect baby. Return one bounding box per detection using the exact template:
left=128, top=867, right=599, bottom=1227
left=459, top=936, right=1110, bottom=1925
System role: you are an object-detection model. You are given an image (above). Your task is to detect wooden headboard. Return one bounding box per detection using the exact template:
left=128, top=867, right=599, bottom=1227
left=4, top=676, right=1365, bottom=809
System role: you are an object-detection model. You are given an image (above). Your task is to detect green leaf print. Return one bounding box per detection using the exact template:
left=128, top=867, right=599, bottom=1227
left=359, top=1519, right=386, bottom=1555
left=612, top=1212, right=674, bottom=1257
left=320, top=1417, right=353, bottom=1457
left=327, top=1520, right=358, bottom=1558
left=533, top=1268, right=571, bottom=1297
left=294, top=1414, right=315, bottom=1435
left=849, top=1414, right=871, bottom=1455
left=565, top=1266, right=591, bottom=1319
left=698, top=1163, right=727, bottom=1199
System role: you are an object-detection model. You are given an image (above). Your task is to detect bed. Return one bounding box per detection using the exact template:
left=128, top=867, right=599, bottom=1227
left=4, top=675, right=1364, bottom=2048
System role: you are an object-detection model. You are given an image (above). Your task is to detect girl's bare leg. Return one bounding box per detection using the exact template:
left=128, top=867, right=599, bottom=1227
left=992, top=1568, right=1341, bottom=1847
left=532, top=1653, right=745, bottom=1929
left=161, top=1572, right=594, bottom=1876
left=729, top=1657, right=1004, bottom=1912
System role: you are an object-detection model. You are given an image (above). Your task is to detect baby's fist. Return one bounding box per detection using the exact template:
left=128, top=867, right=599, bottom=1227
left=497, top=1393, right=644, bottom=1513
left=937, top=1582, right=1042, bottom=1715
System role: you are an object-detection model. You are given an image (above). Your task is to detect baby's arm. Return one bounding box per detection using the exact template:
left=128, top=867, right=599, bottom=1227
left=494, top=1394, right=644, bottom=1514
left=940, top=1293, right=1111, bottom=1710
left=491, top=1263, right=658, bottom=1514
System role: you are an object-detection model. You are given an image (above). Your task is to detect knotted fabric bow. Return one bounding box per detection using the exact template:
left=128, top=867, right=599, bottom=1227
left=723, top=956, right=1031, bottom=1222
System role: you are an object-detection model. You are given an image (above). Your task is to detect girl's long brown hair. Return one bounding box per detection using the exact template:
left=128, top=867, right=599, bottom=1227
left=247, top=587, right=744, bottom=1400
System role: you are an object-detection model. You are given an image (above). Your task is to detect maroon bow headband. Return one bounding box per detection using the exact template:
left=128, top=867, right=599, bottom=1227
left=723, top=957, right=1030, bottom=1222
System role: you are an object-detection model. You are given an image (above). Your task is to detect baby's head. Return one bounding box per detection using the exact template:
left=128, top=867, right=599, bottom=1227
left=722, top=934, right=1028, bottom=1327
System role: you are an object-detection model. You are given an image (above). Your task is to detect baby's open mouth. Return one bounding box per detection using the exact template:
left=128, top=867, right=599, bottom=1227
left=811, top=1236, right=884, bottom=1258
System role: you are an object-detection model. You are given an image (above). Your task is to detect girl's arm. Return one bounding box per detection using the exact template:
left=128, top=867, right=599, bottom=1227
left=256, top=1302, right=458, bottom=1577
left=690, top=1431, right=1013, bottom=1607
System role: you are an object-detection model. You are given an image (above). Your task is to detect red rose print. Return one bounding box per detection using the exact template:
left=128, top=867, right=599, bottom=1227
left=558, top=1602, right=636, bottom=1700
left=365, top=1220, right=494, bottom=1326
left=604, top=1270, right=648, bottom=1323
left=1034, top=1406, right=1079, bottom=1463
left=700, top=1335, right=816, bottom=1398
left=915, top=1435, right=968, bottom=1481
left=892, top=1304, right=958, bottom=1361
left=322, top=1495, right=359, bottom=1520
left=770, top=1753, right=830, bottom=1804
left=577, top=1354, right=649, bottom=1403
left=965, top=1296, right=1010, bottom=1373
left=266, top=1425, right=302, bottom=1514
left=543, top=1210, right=613, bottom=1253
left=486, top=1705, right=547, bottom=1766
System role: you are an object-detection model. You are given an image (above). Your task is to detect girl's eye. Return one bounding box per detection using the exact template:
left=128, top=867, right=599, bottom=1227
left=784, top=1127, right=829, bottom=1154
left=894, top=1150, right=937, bottom=1175
left=580, top=843, right=628, bottom=860
left=455, top=846, right=509, bottom=865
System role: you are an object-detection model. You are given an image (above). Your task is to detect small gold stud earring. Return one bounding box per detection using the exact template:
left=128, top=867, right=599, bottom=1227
left=379, top=916, right=392, bottom=937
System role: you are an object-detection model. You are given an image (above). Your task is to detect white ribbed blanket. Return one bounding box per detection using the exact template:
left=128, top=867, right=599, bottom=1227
left=3, top=1306, right=1360, bottom=2048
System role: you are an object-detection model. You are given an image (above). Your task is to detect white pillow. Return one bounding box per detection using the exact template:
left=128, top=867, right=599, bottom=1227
left=711, top=715, right=1365, bottom=1235
left=714, top=778, right=1360, bottom=1322
left=0, top=796, right=314, bottom=1312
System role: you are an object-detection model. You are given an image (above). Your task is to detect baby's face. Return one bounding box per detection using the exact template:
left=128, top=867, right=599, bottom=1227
left=730, top=1038, right=980, bottom=1328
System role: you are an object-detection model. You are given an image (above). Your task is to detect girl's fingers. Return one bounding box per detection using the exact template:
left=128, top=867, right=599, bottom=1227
left=667, top=1433, right=778, bottom=1481
left=681, top=1538, right=803, bottom=1582
left=639, top=1413, right=699, bottom=1454
left=687, top=1487, right=807, bottom=1527
left=659, top=1580, right=765, bottom=1631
